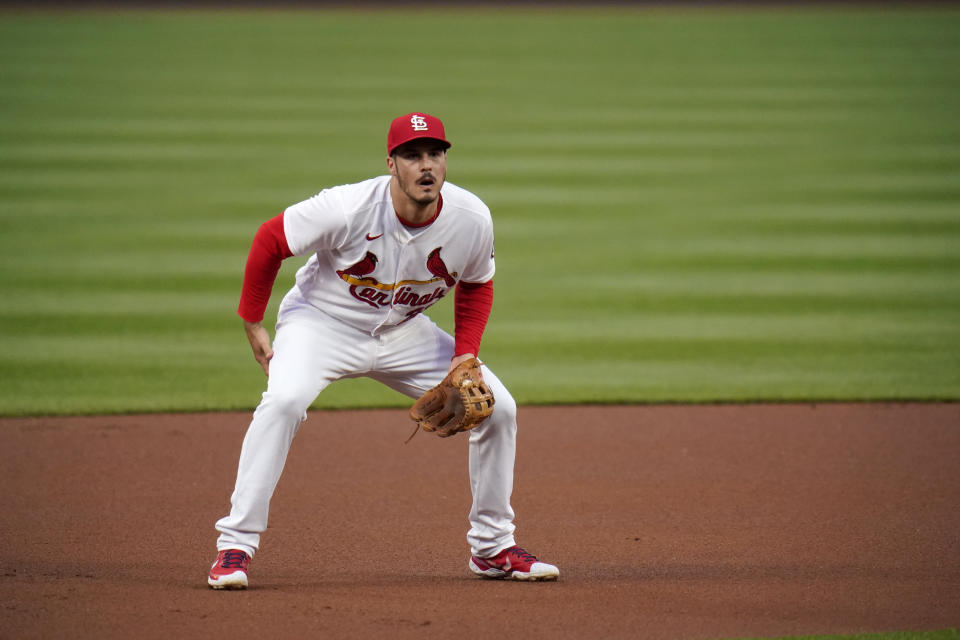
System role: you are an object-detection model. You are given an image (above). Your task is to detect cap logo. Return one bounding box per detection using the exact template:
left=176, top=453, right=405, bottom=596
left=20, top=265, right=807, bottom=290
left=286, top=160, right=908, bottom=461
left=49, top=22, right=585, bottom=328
left=410, top=115, right=429, bottom=131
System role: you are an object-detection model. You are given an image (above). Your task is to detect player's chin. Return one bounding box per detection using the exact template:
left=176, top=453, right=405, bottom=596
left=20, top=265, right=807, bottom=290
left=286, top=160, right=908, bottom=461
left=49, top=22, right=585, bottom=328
left=411, top=188, right=439, bottom=205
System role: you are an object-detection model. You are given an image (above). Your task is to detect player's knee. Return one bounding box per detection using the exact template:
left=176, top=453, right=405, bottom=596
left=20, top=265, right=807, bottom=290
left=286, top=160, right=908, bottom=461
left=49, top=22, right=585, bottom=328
left=492, top=390, right=517, bottom=425
left=479, top=390, right=516, bottom=438
left=259, top=387, right=314, bottom=422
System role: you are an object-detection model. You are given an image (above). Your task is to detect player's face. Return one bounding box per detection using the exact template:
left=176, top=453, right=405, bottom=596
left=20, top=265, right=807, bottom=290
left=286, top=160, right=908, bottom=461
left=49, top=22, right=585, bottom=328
left=387, top=140, right=447, bottom=206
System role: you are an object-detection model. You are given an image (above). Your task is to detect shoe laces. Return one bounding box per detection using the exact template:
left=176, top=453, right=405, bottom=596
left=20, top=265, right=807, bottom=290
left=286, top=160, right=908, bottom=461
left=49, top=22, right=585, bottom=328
left=506, top=546, right=537, bottom=563
left=220, top=550, right=247, bottom=568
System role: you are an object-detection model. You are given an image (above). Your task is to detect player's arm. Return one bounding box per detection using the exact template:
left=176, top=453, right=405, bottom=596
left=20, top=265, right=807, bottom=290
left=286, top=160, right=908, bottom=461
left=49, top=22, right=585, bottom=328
left=238, top=213, right=294, bottom=376
left=450, top=279, right=493, bottom=372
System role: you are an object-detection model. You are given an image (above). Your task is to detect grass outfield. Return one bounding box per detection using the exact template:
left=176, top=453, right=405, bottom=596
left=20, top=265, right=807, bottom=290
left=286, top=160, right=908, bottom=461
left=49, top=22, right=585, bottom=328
left=0, top=6, right=958, bottom=415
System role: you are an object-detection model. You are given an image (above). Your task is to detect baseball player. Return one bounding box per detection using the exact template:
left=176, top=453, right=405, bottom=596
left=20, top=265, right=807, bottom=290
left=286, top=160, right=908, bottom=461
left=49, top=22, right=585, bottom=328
left=208, top=113, right=559, bottom=588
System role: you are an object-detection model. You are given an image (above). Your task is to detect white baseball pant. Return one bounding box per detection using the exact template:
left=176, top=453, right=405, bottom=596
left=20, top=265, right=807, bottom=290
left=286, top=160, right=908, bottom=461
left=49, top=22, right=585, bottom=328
left=214, top=287, right=518, bottom=558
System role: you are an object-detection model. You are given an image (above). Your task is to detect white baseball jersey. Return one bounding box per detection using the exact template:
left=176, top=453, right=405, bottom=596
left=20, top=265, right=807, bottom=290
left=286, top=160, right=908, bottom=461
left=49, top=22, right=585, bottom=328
left=283, top=175, right=495, bottom=335
left=216, top=172, right=519, bottom=563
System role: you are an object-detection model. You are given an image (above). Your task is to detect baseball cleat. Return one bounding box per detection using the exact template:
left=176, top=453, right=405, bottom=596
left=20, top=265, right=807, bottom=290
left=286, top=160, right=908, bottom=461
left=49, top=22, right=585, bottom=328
left=469, top=545, right=559, bottom=581
left=208, top=549, right=250, bottom=590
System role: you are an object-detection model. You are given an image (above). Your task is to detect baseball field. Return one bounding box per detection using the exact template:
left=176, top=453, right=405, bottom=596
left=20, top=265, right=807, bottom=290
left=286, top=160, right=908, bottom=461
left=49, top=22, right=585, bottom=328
left=0, top=3, right=958, bottom=639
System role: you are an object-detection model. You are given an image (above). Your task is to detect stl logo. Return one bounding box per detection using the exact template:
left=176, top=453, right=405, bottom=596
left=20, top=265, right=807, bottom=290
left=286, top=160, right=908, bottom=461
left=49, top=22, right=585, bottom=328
left=410, top=115, right=428, bottom=131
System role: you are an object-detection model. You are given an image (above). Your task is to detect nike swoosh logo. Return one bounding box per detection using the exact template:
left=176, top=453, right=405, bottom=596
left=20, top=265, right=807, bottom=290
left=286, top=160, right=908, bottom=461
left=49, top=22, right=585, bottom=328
left=366, top=232, right=383, bottom=241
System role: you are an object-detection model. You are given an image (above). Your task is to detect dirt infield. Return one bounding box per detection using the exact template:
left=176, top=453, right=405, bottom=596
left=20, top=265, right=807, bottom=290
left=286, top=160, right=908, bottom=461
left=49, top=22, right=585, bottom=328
left=1, top=403, right=958, bottom=640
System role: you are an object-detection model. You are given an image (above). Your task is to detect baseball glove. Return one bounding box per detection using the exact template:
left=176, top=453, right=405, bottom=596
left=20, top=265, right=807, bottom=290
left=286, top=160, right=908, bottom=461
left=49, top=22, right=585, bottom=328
left=407, top=358, right=495, bottom=441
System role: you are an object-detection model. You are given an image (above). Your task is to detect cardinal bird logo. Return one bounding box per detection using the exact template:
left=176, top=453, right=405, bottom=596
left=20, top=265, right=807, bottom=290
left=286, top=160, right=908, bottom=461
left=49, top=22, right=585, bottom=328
left=426, top=247, right=456, bottom=287
left=337, top=251, right=379, bottom=282
left=335, top=248, right=457, bottom=311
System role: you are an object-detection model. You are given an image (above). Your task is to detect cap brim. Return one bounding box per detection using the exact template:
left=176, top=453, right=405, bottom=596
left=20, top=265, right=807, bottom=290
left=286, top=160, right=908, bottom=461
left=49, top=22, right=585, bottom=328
left=389, top=137, right=451, bottom=156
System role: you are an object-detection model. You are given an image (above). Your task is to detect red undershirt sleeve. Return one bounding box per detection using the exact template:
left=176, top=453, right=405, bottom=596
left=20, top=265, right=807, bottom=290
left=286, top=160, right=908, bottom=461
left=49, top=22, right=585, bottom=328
left=237, top=213, right=294, bottom=323
left=454, top=280, right=494, bottom=357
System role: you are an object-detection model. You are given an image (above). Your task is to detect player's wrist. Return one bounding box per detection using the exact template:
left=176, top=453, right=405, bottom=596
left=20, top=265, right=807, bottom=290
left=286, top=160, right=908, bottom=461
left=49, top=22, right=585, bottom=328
left=243, top=320, right=265, bottom=335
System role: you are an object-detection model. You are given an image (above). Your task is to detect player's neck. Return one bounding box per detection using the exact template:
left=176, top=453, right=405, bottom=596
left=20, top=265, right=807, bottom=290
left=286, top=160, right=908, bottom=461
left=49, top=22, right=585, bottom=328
left=390, top=181, right=440, bottom=227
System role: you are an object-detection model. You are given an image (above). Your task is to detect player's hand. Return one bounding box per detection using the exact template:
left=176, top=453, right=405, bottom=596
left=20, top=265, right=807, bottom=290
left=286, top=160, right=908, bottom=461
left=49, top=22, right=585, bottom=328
left=243, top=320, right=273, bottom=376
left=449, top=353, right=477, bottom=374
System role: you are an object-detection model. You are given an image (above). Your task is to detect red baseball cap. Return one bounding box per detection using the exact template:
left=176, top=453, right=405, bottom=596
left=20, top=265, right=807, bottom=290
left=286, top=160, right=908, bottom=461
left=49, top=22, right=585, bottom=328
left=387, top=112, right=451, bottom=156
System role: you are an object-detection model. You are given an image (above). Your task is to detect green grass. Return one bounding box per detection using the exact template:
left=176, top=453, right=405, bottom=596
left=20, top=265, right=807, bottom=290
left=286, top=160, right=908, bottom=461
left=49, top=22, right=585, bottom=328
left=1, top=6, right=959, bottom=414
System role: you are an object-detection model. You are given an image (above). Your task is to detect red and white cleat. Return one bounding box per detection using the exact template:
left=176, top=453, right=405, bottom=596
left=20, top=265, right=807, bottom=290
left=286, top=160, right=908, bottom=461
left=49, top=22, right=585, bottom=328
left=208, top=549, right=250, bottom=590
left=469, top=546, right=559, bottom=581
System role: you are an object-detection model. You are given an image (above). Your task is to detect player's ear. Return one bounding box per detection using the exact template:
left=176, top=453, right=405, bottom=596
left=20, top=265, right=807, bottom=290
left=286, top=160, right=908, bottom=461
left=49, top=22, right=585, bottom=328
left=386, top=155, right=396, bottom=176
